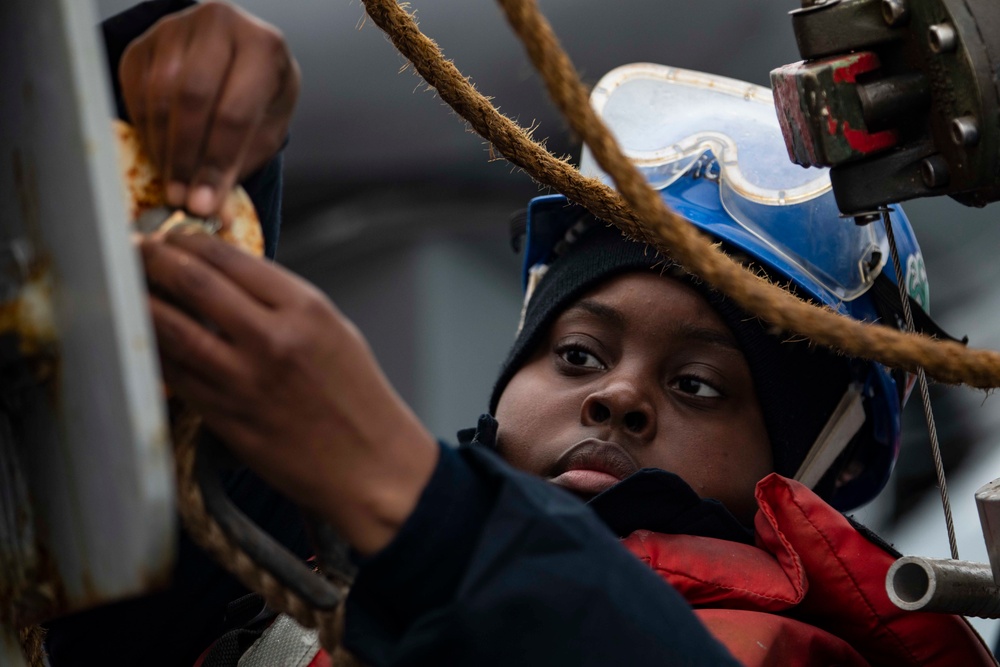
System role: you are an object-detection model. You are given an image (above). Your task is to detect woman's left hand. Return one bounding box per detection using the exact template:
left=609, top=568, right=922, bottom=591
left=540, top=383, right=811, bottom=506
left=119, top=1, right=300, bottom=218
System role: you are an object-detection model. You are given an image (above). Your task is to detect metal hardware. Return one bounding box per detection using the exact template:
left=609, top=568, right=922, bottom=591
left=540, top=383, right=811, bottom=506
left=846, top=211, right=882, bottom=226
left=134, top=206, right=222, bottom=236
left=951, top=116, right=980, bottom=147
left=928, top=23, right=957, bottom=53
left=881, top=0, right=909, bottom=26
left=920, top=155, right=950, bottom=189
left=776, top=0, right=1000, bottom=211
left=856, top=73, right=930, bottom=130
left=795, top=0, right=841, bottom=13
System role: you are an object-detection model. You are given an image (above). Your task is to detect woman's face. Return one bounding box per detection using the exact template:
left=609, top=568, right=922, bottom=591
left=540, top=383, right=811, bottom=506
left=494, top=272, right=772, bottom=524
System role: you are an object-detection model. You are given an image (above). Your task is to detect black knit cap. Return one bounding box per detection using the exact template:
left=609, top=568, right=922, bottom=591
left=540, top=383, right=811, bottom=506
left=489, top=222, right=852, bottom=480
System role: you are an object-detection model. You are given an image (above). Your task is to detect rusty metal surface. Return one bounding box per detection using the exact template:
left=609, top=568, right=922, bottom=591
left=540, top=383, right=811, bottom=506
left=0, top=0, right=175, bottom=625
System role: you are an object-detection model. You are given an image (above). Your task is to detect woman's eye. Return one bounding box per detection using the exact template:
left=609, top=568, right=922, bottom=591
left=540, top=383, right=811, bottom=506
left=558, top=346, right=604, bottom=369
left=673, top=376, right=722, bottom=398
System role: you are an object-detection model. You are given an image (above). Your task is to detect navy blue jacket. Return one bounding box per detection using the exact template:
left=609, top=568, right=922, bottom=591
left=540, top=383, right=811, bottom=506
left=344, top=431, right=741, bottom=666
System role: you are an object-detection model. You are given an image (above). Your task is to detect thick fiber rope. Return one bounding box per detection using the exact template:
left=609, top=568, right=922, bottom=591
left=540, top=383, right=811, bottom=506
left=17, top=624, right=45, bottom=667
left=360, top=0, right=1000, bottom=389
left=170, top=407, right=361, bottom=665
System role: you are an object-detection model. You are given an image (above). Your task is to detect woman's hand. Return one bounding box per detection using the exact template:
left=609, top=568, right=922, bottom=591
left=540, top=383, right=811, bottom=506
left=141, top=230, right=439, bottom=555
left=119, top=2, right=300, bottom=218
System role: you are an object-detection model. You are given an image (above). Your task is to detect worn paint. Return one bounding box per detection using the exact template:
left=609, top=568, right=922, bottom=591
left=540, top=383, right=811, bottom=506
left=840, top=119, right=899, bottom=154
left=831, top=51, right=881, bottom=84
left=771, top=51, right=900, bottom=167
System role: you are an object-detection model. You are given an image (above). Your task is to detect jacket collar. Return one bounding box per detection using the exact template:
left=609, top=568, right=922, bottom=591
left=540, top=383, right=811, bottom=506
left=460, top=414, right=753, bottom=545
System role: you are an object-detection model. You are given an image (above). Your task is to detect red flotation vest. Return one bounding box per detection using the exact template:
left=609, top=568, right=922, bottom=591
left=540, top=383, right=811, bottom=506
left=622, top=474, right=997, bottom=666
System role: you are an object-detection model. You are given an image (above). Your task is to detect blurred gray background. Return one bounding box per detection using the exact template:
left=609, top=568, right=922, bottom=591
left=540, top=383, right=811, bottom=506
left=99, top=0, right=1000, bottom=641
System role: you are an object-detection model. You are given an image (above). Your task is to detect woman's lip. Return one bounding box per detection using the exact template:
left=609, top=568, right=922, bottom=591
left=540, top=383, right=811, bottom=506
left=550, top=469, right=622, bottom=497
left=549, top=439, right=640, bottom=483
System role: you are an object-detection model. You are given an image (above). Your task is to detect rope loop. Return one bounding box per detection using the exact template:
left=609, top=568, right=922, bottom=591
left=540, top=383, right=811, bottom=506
left=170, top=407, right=359, bottom=664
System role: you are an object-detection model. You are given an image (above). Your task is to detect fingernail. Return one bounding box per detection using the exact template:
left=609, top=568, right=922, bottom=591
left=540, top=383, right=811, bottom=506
left=166, top=181, right=186, bottom=207
left=188, top=185, right=216, bottom=217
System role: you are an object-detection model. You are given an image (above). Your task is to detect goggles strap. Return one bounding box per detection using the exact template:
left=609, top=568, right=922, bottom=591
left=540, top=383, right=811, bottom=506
left=794, top=384, right=865, bottom=489
left=517, top=263, right=549, bottom=334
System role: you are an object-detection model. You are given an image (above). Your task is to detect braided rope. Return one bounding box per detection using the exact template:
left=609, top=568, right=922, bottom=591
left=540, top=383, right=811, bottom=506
left=170, top=407, right=358, bottom=662
left=17, top=624, right=45, bottom=667
left=360, top=0, right=1000, bottom=389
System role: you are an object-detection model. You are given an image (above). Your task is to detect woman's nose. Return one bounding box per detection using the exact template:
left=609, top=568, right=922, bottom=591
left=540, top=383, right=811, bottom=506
left=580, top=377, right=657, bottom=440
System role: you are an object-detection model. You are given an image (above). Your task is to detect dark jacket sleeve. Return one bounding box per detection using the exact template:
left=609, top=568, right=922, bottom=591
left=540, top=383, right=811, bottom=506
left=344, top=443, right=741, bottom=666
left=43, top=4, right=299, bottom=665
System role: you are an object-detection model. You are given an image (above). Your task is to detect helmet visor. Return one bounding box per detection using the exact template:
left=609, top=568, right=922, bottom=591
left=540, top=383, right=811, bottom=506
left=579, top=63, right=887, bottom=303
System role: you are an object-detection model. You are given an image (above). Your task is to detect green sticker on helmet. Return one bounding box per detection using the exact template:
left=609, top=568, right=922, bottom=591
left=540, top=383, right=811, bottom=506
left=906, top=253, right=929, bottom=312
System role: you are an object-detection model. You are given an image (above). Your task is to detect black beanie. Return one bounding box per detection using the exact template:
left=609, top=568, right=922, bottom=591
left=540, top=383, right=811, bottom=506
left=489, top=222, right=852, bottom=479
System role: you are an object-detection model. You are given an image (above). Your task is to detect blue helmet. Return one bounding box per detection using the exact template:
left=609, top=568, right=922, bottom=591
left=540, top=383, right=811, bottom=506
left=517, top=64, right=939, bottom=510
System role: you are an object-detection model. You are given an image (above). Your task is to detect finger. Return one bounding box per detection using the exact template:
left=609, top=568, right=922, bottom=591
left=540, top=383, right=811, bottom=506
left=149, top=293, right=249, bottom=389
left=162, top=229, right=315, bottom=308
left=159, top=357, right=268, bottom=455
left=163, top=6, right=238, bottom=207
left=142, top=236, right=270, bottom=341
left=185, top=31, right=289, bottom=217
left=158, top=354, right=244, bottom=417
left=119, top=37, right=153, bottom=135
left=141, top=19, right=194, bottom=172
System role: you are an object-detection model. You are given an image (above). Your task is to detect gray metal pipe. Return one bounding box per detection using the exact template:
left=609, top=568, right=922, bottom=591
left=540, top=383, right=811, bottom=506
left=886, top=556, right=1000, bottom=618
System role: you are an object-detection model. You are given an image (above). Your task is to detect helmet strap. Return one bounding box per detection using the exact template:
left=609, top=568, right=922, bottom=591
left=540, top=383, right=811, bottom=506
left=794, top=383, right=865, bottom=489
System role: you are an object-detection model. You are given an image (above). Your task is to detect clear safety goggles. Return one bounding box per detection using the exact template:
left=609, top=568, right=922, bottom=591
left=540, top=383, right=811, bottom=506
left=579, top=63, right=888, bottom=303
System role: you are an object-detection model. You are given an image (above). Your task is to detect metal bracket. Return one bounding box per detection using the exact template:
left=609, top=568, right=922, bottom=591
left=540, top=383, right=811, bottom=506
left=775, top=0, right=1000, bottom=212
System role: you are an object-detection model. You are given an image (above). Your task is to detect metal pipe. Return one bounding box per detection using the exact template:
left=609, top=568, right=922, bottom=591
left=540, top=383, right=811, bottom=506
left=886, top=556, right=1000, bottom=618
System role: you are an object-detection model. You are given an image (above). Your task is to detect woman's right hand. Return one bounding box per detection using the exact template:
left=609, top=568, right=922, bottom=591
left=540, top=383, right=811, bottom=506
left=141, top=229, right=440, bottom=556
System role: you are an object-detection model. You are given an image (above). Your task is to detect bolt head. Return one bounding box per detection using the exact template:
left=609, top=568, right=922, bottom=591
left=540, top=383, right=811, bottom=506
left=921, top=156, right=950, bottom=189
left=929, top=23, right=958, bottom=53
left=882, top=0, right=909, bottom=26
left=951, top=116, right=980, bottom=147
